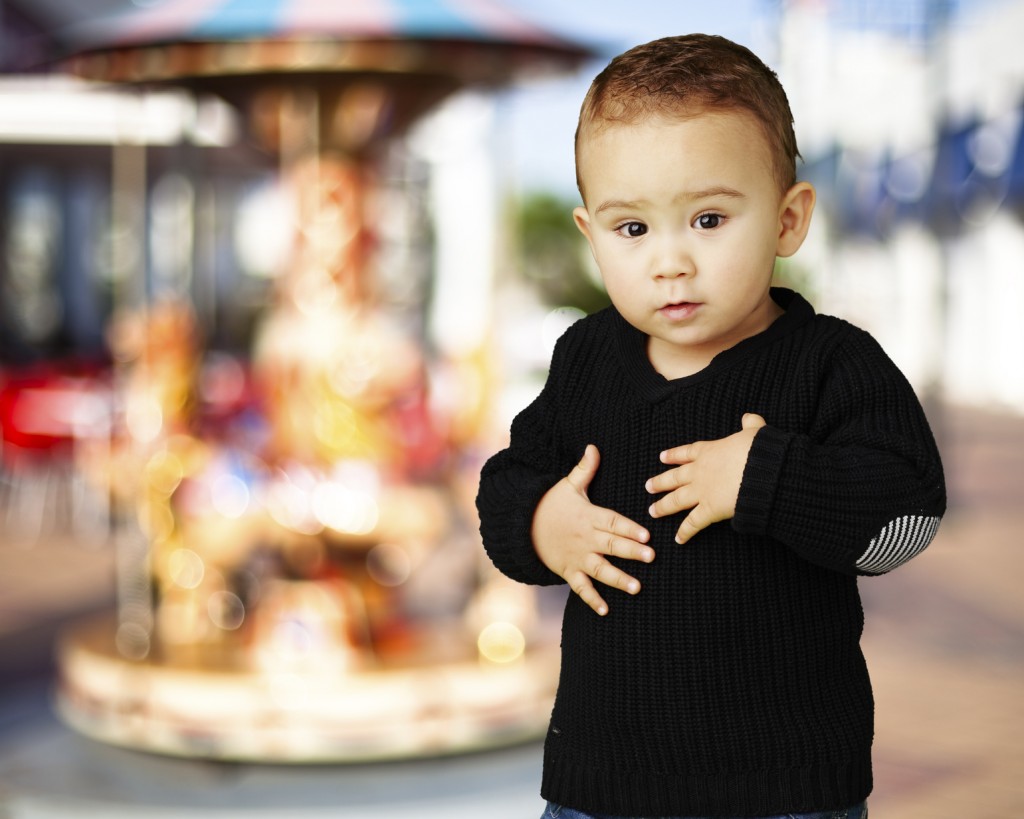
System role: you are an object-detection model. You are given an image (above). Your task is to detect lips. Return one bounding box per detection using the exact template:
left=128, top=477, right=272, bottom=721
left=659, top=301, right=700, bottom=321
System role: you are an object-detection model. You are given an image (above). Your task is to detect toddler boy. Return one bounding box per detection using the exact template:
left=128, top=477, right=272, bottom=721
left=476, top=33, right=945, bottom=818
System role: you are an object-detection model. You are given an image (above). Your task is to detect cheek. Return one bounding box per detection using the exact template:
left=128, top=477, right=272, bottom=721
left=595, top=251, right=639, bottom=293
left=599, top=270, right=628, bottom=301
left=590, top=244, right=627, bottom=282
left=597, top=266, right=643, bottom=313
left=713, top=237, right=776, bottom=281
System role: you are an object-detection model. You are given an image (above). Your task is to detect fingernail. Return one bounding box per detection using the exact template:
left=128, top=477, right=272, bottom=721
left=648, top=505, right=658, bottom=518
left=627, top=581, right=639, bottom=594
left=644, top=479, right=653, bottom=493
left=674, top=535, right=683, bottom=545
left=643, top=549, right=654, bottom=562
left=597, top=605, right=608, bottom=616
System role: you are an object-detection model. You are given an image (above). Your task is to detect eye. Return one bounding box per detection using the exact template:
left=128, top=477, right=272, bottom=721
left=616, top=221, right=647, bottom=238
left=694, top=212, right=723, bottom=230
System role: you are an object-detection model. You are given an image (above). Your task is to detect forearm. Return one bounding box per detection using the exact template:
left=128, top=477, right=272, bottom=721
left=476, top=334, right=576, bottom=587
left=477, top=451, right=565, bottom=586
left=734, top=422, right=945, bottom=575
left=733, top=333, right=946, bottom=575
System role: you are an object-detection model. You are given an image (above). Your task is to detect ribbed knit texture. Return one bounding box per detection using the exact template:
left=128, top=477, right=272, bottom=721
left=476, top=289, right=946, bottom=817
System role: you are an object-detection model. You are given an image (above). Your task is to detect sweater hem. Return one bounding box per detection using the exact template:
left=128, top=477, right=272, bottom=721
left=541, top=754, right=873, bottom=817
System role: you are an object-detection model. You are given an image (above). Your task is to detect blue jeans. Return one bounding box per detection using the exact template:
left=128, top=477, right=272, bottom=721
left=541, top=801, right=868, bottom=819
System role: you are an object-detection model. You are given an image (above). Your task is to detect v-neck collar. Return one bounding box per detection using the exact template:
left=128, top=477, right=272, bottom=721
left=611, top=288, right=815, bottom=401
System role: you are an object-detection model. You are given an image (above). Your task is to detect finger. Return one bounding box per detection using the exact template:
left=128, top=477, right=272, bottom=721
left=566, top=444, right=600, bottom=494
left=596, top=509, right=651, bottom=545
left=586, top=555, right=641, bottom=596
left=605, top=535, right=655, bottom=564
left=742, top=413, right=767, bottom=431
left=645, top=464, right=691, bottom=495
left=567, top=570, right=610, bottom=616
left=674, top=505, right=714, bottom=545
left=658, top=443, right=694, bottom=465
left=649, top=486, right=697, bottom=519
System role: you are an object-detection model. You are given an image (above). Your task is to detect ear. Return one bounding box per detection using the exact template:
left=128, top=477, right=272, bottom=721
left=573, top=205, right=595, bottom=249
left=776, top=181, right=816, bottom=258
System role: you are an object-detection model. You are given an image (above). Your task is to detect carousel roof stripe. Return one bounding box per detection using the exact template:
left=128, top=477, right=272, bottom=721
left=187, top=0, right=292, bottom=38
left=442, top=0, right=569, bottom=43
left=67, top=0, right=591, bottom=53
left=390, top=0, right=488, bottom=37
left=281, top=0, right=400, bottom=37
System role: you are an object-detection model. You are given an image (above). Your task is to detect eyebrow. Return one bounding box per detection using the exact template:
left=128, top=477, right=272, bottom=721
left=594, top=186, right=746, bottom=215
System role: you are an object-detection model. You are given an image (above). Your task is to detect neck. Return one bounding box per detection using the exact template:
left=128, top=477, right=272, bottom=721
left=646, top=297, right=785, bottom=380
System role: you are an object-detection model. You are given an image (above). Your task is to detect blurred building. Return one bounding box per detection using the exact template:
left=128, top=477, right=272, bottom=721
left=0, top=2, right=310, bottom=366
left=781, top=0, right=1024, bottom=413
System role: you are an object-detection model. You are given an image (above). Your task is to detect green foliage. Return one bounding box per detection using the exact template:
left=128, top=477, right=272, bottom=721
left=773, top=256, right=818, bottom=302
left=510, top=191, right=611, bottom=315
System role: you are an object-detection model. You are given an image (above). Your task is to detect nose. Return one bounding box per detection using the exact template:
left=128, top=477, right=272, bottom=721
left=651, top=233, right=695, bottom=280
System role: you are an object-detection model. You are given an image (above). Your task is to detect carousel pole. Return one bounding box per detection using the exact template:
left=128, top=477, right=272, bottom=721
left=110, top=93, right=154, bottom=662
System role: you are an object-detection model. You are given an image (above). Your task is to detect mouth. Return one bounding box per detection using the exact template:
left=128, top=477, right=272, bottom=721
left=658, top=301, right=701, bottom=321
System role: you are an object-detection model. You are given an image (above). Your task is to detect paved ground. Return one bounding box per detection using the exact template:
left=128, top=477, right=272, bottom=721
left=859, top=404, right=1024, bottom=819
left=0, top=402, right=1022, bottom=818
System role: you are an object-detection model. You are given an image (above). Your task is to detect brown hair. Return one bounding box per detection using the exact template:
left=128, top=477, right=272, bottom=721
left=575, top=34, right=800, bottom=196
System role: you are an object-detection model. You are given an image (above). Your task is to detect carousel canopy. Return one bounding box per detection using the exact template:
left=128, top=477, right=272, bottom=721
left=56, top=0, right=595, bottom=88
left=49, top=0, right=596, bottom=148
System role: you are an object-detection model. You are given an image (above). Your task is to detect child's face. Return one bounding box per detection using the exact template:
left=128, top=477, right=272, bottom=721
left=574, top=108, right=813, bottom=377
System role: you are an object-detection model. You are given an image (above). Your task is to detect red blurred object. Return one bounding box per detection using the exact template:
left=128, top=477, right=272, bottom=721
left=0, top=360, right=113, bottom=543
left=0, top=362, right=110, bottom=453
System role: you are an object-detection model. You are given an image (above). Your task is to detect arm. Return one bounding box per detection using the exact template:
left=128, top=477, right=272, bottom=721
left=648, top=330, right=946, bottom=576
left=476, top=368, right=568, bottom=588
left=736, top=331, right=945, bottom=575
left=476, top=334, right=652, bottom=614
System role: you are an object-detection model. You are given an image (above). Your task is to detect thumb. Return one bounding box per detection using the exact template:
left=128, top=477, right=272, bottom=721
left=567, top=444, right=600, bottom=494
left=741, top=412, right=767, bottom=431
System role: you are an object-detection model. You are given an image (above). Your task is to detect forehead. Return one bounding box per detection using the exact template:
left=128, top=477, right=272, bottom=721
left=577, top=109, right=776, bottom=199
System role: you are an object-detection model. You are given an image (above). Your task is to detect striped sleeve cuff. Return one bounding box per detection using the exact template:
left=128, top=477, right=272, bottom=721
left=856, top=514, right=941, bottom=574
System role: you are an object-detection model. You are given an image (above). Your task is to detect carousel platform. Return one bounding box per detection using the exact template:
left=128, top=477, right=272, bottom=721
left=54, top=613, right=560, bottom=764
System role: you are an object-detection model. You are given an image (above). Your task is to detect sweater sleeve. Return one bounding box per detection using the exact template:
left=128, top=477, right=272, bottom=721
left=732, top=327, right=946, bottom=576
left=475, top=337, right=574, bottom=587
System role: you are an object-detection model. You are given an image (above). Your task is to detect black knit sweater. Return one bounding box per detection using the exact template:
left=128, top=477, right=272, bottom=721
left=476, top=289, right=946, bottom=817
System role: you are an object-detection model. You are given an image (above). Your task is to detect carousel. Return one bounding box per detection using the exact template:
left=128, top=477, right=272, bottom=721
left=51, top=0, right=591, bottom=762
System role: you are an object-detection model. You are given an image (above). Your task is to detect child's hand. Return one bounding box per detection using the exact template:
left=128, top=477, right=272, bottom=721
left=646, top=413, right=766, bottom=545
left=532, top=444, right=653, bottom=616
